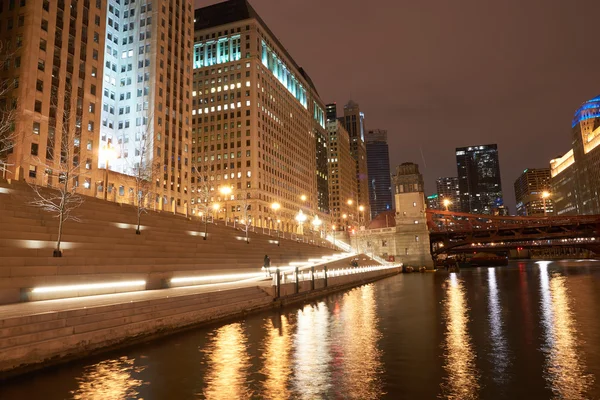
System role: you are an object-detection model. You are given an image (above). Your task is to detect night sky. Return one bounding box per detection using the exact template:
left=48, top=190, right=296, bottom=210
left=195, top=0, right=600, bottom=212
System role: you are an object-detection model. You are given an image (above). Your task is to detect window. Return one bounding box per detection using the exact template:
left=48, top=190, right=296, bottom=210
left=30, top=143, right=38, bottom=156
left=36, top=79, right=43, bottom=92
left=33, top=122, right=40, bottom=135
left=415, top=235, right=419, bottom=242
left=41, top=19, right=48, bottom=31
left=37, top=59, right=45, bottom=71
left=34, top=101, right=42, bottom=113
left=39, top=39, right=47, bottom=51
left=28, top=165, right=37, bottom=178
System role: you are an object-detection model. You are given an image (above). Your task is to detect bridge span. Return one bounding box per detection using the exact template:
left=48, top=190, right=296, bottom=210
left=427, top=210, right=600, bottom=256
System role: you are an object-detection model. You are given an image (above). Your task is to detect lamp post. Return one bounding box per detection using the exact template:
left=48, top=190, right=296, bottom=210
left=207, top=203, right=219, bottom=239
left=100, top=145, right=116, bottom=201
left=332, top=224, right=336, bottom=248
left=219, top=186, right=232, bottom=225
left=358, top=205, right=365, bottom=227
left=295, top=210, right=307, bottom=240
left=312, top=215, right=322, bottom=245
left=342, top=213, right=348, bottom=232
left=443, top=199, right=451, bottom=231
left=542, top=191, right=550, bottom=216
left=271, top=202, right=281, bottom=239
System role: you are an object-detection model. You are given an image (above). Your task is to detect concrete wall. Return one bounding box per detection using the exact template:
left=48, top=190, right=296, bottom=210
left=0, top=267, right=400, bottom=378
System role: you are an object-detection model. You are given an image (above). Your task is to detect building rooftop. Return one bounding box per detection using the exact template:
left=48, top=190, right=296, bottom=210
left=572, top=95, right=600, bottom=128
left=194, top=0, right=319, bottom=93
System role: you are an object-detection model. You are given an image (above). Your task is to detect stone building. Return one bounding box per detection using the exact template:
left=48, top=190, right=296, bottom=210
left=353, top=162, right=433, bottom=268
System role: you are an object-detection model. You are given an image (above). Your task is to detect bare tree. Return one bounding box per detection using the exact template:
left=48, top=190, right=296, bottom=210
left=130, top=123, right=158, bottom=235
left=192, top=152, right=217, bottom=239
left=29, top=131, right=85, bottom=257
left=0, top=41, right=18, bottom=177
left=240, top=191, right=253, bottom=244
left=28, top=90, right=85, bottom=257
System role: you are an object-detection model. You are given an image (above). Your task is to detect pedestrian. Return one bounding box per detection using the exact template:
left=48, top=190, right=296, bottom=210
left=264, top=254, right=271, bottom=275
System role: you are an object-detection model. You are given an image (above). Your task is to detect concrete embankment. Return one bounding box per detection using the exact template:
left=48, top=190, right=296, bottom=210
left=0, top=267, right=400, bottom=379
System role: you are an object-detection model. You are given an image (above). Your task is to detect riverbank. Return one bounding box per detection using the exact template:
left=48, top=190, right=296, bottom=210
left=0, top=266, right=400, bottom=379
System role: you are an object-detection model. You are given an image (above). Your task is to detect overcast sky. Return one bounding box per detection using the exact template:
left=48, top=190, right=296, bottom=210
left=195, top=0, right=600, bottom=212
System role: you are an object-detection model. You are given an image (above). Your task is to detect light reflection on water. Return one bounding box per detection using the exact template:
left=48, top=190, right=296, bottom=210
left=200, top=323, right=252, bottom=399
left=538, top=262, right=595, bottom=399
left=488, top=267, right=510, bottom=381
left=260, top=314, right=293, bottom=400
left=440, top=273, right=479, bottom=399
left=70, top=356, right=145, bottom=400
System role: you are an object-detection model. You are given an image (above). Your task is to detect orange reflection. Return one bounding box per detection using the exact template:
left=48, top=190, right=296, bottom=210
left=71, top=356, right=145, bottom=400
left=201, top=323, right=252, bottom=399
left=441, top=274, right=479, bottom=399
left=260, top=314, right=293, bottom=400
left=487, top=268, right=509, bottom=379
left=336, top=285, right=384, bottom=398
left=538, top=262, right=594, bottom=398
left=292, top=302, right=332, bottom=399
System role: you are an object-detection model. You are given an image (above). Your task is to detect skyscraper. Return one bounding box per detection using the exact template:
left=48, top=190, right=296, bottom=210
left=456, top=144, right=503, bottom=214
left=342, top=100, right=370, bottom=223
left=191, top=0, right=328, bottom=233
left=327, top=120, right=356, bottom=231
left=326, top=103, right=337, bottom=122
left=100, top=0, right=194, bottom=211
left=436, top=177, right=459, bottom=211
left=366, top=129, right=392, bottom=219
left=0, top=0, right=194, bottom=213
left=514, top=168, right=553, bottom=216
left=0, top=0, right=107, bottom=191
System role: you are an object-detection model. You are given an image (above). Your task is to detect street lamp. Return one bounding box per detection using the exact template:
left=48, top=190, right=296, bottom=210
left=443, top=198, right=451, bottom=211
left=212, top=202, right=220, bottom=223
left=99, top=144, right=117, bottom=201
left=312, top=215, right=322, bottom=244
left=542, top=191, right=550, bottom=216
left=358, top=205, right=365, bottom=227
left=271, top=202, right=281, bottom=238
left=219, top=186, right=232, bottom=225
left=295, top=209, right=307, bottom=239
left=342, top=213, right=348, bottom=231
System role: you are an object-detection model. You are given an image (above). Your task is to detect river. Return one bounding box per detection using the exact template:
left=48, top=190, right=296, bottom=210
left=1, top=260, right=600, bottom=399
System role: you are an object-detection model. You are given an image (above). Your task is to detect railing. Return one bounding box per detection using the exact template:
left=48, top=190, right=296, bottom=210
left=277, top=264, right=400, bottom=284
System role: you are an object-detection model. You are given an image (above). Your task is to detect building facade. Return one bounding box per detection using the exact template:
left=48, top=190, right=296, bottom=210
left=191, top=0, right=327, bottom=233
left=354, top=162, right=433, bottom=268
left=0, top=0, right=194, bottom=213
left=513, top=168, right=553, bottom=216
left=342, top=100, right=370, bottom=223
left=426, top=194, right=439, bottom=210
left=550, top=95, right=600, bottom=216
left=456, top=144, right=503, bottom=214
left=366, top=129, right=392, bottom=220
left=436, top=176, right=459, bottom=211
left=550, top=150, right=579, bottom=215
left=327, top=120, right=356, bottom=231
left=100, top=0, right=194, bottom=211
left=0, top=0, right=107, bottom=193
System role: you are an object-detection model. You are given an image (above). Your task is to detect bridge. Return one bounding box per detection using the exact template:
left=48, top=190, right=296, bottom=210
left=426, top=210, right=600, bottom=256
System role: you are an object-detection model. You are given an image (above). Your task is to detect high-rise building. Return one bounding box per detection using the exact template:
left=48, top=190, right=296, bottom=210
left=0, top=0, right=194, bottom=213
left=0, top=0, right=107, bottom=192
left=426, top=194, right=440, bottom=210
left=456, top=144, right=503, bottom=214
left=550, top=95, right=600, bottom=215
left=342, top=100, right=370, bottom=223
left=436, top=177, right=459, bottom=211
left=327, top=120, right=356, bottom=231
left=326, top=102, right=337, bottom=122
left=191, top=0, right=328, bottom=233
left=514, top=168, right=553, bottom=216
left=100, top=0, right=194, bottom=211
left=550, top=150, right=579, bottom=215
left=366, top=129, right=392, bottom=219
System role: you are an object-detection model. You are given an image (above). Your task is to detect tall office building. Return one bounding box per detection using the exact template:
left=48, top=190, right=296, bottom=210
left=342, top=100, right=370, bottom=223
left=436, top=177, right=459, bottom=211
left=426, top=194, right=440, bottom=210
left=327, top=120, right=356, bottom=231
left=100, top=0, right=194, bottom=210
left=366, top=129, right=392, bottom=219
left=514, top=168, right=553, bottom=216
left=456, top=144, right=503, bottom=214
left=0, top=0, right=194, bottom=212
left=550, top=95, right=600, bottom=215
left=326, top=102, right=337, bottom=122
left=0, top=0, right=107, bottom=191
left=191, top=0, right=328, bottom=233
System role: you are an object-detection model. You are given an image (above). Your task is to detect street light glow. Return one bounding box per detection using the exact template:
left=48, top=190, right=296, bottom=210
left=295, top=210, right=307, bottom=223
left=212, top=203, right=220, bottom=211
left=358, top=205, right=365, bottom=212
left=312, top=215, right=322, bottom=227
left=219, top=186, right=232, bottom=197
left=443, top=199, right=451, bottom=207
left=542, top=191, right=550, bottom=199
left=347, top=199, right=353, bottom=205
left=271, top=202, right=281, bottom=211
left=300, top=194, right=307, bottom=202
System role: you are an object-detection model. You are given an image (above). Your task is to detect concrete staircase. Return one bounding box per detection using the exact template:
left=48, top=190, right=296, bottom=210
left=0, top=179, right=341, bottom=303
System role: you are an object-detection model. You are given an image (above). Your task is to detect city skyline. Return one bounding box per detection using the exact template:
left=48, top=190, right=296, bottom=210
left=196, top=0, right=600, bottom=212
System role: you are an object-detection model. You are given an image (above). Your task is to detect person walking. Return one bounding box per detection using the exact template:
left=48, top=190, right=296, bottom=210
left=264, top=254, right=271, bottom=275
